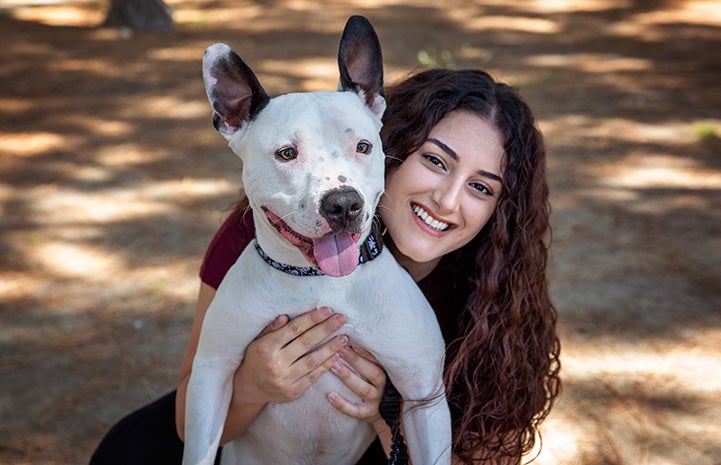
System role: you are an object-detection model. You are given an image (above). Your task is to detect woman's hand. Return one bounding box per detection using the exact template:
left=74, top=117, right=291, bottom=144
left=236, top=306, right=350, bottom=405
left=327, top=346, right=387, bottom=425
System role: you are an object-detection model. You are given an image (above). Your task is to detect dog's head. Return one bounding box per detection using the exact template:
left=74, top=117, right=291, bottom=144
left=202, top=16, right=385, bottom=277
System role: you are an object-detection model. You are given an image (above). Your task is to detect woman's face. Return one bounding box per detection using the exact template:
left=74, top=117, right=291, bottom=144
left=380, top=110, right=504, bottom=270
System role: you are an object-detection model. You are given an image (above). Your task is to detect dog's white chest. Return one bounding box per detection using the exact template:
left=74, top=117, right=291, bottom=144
left=223, top=373, right=376, bottom=465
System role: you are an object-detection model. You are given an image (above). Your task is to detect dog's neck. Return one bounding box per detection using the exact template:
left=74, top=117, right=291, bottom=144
left=253, top=242, right=325, bottom=276
left=253, top=212, right=311, bottom=268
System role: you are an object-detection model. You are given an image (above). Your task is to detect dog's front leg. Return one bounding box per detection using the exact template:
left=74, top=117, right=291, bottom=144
left=399, top=389, right=452, bottom=465
left=182, top=290, right=257, bottom=465
left=381, top=348, right=452, bottom=464
left=183, top=362, right=236, bottom=465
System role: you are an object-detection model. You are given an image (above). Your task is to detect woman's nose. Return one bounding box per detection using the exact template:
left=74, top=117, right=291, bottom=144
left=432, top=177, right=463, bottom=213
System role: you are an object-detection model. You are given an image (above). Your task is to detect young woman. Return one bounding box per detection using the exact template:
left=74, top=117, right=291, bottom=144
left=90, top=68, right=560, bottom=465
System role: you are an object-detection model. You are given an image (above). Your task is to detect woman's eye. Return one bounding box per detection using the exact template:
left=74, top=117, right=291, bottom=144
left=470, top=182, right=493, bottom=196
left=422, top=154, right=445, bottom=170
left=276, top=146, right=297, bottom=161
left=356, top=140, right=372, bottom=154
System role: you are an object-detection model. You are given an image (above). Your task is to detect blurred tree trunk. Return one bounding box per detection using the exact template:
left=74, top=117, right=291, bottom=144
left=103, top=0, right=173, bottom=33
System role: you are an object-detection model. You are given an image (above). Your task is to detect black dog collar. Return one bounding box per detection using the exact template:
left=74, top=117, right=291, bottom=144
left=255, top=220, right=384, bottom=277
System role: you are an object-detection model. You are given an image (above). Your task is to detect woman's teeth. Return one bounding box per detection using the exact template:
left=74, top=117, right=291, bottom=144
left=412, top=204, right=450, bottom=232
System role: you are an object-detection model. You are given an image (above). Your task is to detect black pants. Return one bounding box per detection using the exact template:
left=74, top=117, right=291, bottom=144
left=89, top=390, right=385, bottom=465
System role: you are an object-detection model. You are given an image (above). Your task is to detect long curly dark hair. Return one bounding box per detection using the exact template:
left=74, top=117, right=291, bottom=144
left=382, top=69, right=561, bottom=463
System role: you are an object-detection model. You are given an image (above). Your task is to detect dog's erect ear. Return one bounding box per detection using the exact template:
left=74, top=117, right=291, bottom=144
left=337, top=16, right=385, bottom=117
left=202, top=43, right=270, bottom=141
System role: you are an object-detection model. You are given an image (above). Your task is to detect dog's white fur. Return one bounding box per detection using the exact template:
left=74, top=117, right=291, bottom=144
left=183, top=16, right=451, bottom=465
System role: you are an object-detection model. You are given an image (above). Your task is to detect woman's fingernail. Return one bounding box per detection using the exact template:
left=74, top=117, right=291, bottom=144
left=318, top=306, right=332, bottom=317
left=337, top=335, right=348, bottom=345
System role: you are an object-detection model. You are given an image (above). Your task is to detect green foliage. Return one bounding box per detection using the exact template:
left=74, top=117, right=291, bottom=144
left=417, top=44, right=493, bottom=70
left=693, top=121, right=719, bottom=139
left=417, top=48, right=457, bottom=69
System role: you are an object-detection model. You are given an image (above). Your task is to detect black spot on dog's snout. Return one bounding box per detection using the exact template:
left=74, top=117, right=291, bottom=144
left=325, top=177, right=331, bottom=181
left=338, top=175, right=347, bottom=183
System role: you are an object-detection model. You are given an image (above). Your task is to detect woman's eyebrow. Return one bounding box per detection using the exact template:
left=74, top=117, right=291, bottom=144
left=427, top=137, right=503, bottom=184
left=477, top=169, right=503, bottom=184
left=427, top=138, right=458, bottom=160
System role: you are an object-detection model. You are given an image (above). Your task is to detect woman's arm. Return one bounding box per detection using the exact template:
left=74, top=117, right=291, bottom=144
left=175, top=281, right=350, bottom=444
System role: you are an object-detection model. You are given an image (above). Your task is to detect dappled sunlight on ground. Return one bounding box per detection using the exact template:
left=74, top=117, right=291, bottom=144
left=1, top=0, right=720, bottom=464
left=4, top=0, right=104, bottom=27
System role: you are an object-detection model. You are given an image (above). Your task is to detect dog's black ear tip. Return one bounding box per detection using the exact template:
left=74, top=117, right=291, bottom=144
left=343, top=15, right=377, bottom=36
left=346, top=15, right=375, bottom=32
left=347, top=15, right=370, bottom=25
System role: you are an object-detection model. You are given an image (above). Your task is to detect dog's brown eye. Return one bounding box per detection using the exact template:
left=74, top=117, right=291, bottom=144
left=356, top=140, right=371, bottom=154
left=276, top=146, right=297, bottom=161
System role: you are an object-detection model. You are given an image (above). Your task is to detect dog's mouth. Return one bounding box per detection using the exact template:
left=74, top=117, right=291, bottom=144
left=263, top=208, right=361, bottom=277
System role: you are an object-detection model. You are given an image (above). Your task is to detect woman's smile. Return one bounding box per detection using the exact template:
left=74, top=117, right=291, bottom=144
left=411, top=202, right=452, bottom=234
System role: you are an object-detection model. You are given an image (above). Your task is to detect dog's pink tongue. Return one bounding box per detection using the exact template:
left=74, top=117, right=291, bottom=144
left=313, top=233, right=359, bottom=277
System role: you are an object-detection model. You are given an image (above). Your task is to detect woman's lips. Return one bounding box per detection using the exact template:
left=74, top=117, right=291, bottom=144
left=411, top=202, right=453, bottom=235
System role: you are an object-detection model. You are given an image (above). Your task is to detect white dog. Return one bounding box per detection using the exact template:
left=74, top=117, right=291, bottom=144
left=183, top=16, right=451, bottom=465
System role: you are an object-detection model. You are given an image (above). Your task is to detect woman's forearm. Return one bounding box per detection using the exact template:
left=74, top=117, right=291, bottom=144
left=217, top=369, right=268, bottom=444
left=372, top=418, right=393, bottom=458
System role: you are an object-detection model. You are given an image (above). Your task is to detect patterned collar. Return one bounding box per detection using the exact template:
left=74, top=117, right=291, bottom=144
left=255, top=221, right=384, bottom=277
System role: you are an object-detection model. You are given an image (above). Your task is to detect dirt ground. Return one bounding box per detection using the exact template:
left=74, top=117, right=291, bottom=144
left=1, top=0, right=720, bottom=464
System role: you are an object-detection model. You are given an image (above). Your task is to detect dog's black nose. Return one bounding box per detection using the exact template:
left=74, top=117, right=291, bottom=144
left=320, top=187, right=364, bottom=229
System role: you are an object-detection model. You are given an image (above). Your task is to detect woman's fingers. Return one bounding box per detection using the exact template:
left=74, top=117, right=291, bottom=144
left=258, top=307, right=346, bottom=363
left=341, top=346, right=386, bottom=388
left=287, top=339, right=348, bottom=397
left=283, top=307, right=347, bottom=350
left=327, top=388, right=368, bottom=418
left=257, top=314, right=290, bottom=338
left=285, top=310, right=349, bottom=382
left=328, top=346, right=386, bottom=421
left=327, top=361, right=383, bottom=420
